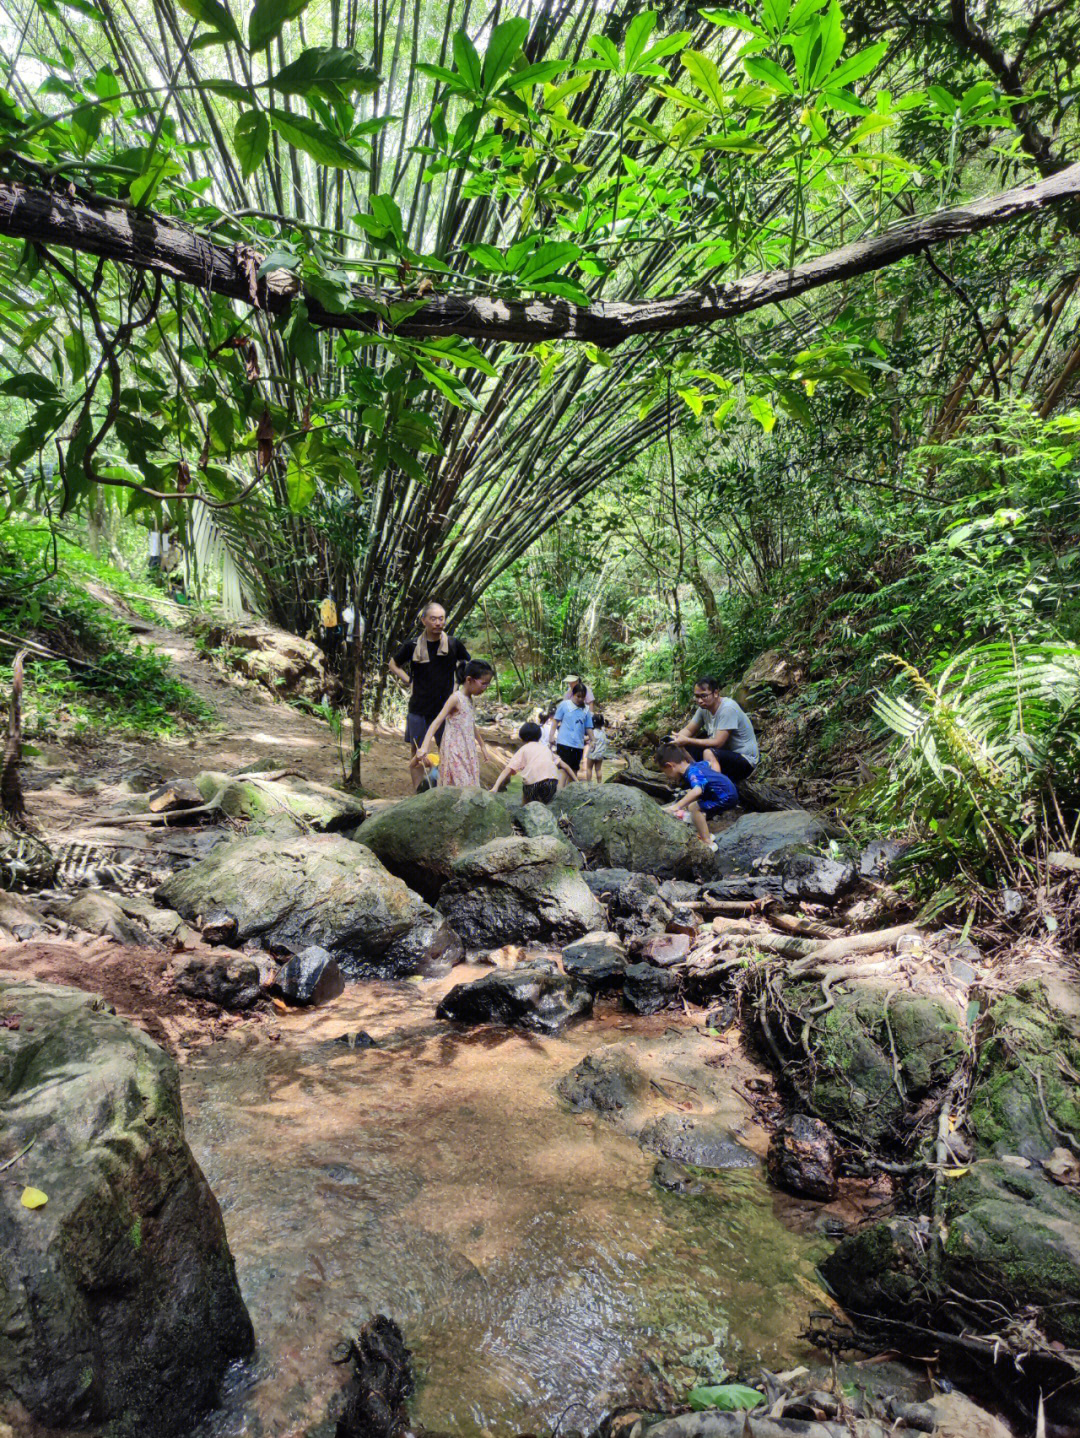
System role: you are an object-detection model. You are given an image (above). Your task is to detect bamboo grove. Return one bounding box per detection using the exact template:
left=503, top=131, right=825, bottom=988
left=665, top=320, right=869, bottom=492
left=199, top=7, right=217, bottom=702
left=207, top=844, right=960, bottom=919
left=0, top=0, right=1077, bottom=688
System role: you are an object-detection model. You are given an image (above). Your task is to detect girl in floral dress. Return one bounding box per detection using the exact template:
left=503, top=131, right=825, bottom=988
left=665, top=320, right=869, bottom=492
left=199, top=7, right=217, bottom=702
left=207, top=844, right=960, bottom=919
left=410, top=660, right=495, bottom=788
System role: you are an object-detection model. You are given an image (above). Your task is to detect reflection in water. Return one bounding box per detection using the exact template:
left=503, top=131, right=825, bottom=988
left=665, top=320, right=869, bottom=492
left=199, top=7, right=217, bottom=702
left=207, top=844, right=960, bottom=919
left=183, top=973, right=827, bottom=1438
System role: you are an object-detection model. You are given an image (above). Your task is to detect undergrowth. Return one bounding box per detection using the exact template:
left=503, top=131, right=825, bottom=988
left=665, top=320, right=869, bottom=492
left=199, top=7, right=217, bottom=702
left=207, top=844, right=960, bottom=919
left=0, top=522, right=214, bottom=739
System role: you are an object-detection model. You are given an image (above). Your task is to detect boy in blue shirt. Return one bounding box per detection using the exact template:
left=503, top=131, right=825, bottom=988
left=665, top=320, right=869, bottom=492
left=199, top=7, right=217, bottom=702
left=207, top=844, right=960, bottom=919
left=551, top=683, right=594, bottom=787
left=653, top=744, right=738, bottom=850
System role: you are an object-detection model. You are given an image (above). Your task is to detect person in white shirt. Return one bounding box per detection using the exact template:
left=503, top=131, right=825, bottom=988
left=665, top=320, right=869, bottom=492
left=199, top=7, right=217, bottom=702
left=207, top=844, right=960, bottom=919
left=671, top=674, right=759, bottom=783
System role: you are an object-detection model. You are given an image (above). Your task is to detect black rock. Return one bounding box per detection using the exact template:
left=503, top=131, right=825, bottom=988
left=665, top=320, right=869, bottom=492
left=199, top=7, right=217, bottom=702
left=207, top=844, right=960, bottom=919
left=858, top=838, right=911, bottom=878
left=557, top=1049, right=648, bottom=1115
left=436, top=966, right=592, bottom=1036
left=276, top=946, right=345, bottom=1006
left=561, top=933, right=627, bottom=993
left=653, top=1158, right=704, bottom=1194
left=780, top=851, right=856, bottom=902
left=706, top=1001, right=738, bottom=1032
left=335, top=1314, right=414, bottom=1438
left=767, top=1113, right=840, bottom=1200
left=623, top=961, right=681, bottom=1015
left=200, top=909, right=239, bottom=946
left=657, top=879, right=702, bottom=905
left=640, top=1113, right=758, bottom=1169
left=336, top=1031, right=378, bottom=1049
left=381, top=920, right=464, bottom=979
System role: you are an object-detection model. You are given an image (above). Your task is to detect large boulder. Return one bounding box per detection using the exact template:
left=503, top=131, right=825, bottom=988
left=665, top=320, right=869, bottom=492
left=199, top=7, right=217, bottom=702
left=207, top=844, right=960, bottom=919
left=155, top=833, right=460, bottom=978
left=436, top=966, right=592, bottom=1036
left=193, top=771, right=364, bottom=832
left=436, top=835, right=603, bottom=949
left=0, top=979, right=253, bottom=1434
left=185, top=615, right=333, bottom=701
left=700, top=809, right=837, bottom=878
left=561, top=932, right=627, bottom=994
left=550, top=785, right=697, bottom=878
left=353, top=786, right=515, bottom=900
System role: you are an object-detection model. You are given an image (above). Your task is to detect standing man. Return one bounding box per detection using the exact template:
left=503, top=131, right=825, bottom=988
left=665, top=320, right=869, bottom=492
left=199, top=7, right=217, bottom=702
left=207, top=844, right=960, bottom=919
left=671, top=674, right=759, bottom=784
left=388, top=601, right=471, bottom=791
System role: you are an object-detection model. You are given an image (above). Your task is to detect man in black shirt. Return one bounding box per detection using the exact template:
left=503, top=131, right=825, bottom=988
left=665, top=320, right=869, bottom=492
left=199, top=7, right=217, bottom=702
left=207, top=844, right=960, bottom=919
left=388, top=601, right=471, bottom=790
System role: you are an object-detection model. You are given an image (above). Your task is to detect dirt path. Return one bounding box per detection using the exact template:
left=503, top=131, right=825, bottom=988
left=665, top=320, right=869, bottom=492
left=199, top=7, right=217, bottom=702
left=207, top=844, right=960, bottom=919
left=24, top=621, right=515, bottom=841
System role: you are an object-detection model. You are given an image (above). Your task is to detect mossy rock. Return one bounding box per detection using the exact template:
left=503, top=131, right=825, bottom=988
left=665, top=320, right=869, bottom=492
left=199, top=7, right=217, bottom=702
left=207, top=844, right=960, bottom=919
left=436, top=836, right=604, bottom=948
left=0, top=979, right=252, bottom=1434
left=782, top=982, right=965, bottom=1145
left=353, top=786, right=515, bottom=900
left=549, top=784, right=696, bottom=878
left=194, top=771, right=364, bottom=831
left=968, top=981, right=1080, bottom=1161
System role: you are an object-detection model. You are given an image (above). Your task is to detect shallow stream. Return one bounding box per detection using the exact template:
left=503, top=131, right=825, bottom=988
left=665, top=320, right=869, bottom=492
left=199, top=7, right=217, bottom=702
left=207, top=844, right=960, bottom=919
left=182, top=968, right=831, bottom=1438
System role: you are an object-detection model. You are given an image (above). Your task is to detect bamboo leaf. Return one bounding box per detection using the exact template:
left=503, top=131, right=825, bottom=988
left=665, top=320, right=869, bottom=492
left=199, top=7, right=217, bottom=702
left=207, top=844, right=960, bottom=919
left=249, top=0, right=310, bottom=52
left=233, top=110, right=269, bottom=179
left=177, top=0, right=243, bottom=47
left=268, top=109, right=368, bottom=170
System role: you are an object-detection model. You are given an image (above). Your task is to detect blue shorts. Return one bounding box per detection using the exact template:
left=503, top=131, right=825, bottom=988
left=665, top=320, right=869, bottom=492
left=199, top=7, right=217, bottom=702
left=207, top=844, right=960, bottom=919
left=406, top=713, right=444, bottom=749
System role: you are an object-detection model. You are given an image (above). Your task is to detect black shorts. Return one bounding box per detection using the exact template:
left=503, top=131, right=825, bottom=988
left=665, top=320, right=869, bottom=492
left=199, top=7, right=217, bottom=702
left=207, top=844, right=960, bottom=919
left=556, top=743, right=583, bottom=772
left=523, top=778, right=558, bottom=805
left=406, top=712, right=445, bottom=749
left=706, top=749, right=755, bottom=783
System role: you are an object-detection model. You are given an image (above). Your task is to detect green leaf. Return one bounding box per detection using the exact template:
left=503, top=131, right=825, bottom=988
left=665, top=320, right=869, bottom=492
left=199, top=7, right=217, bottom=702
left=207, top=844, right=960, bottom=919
left=452, top=29, right=482, bottom=94
left=176, top=0, right=243, bottom=47
left=809, top=0, right=845, bottom=88
left=202, top=77, right=253, bottom=103
left=283, top=300, right=318, bottom=372
left=64, top=330, right=90, bottom=383
left=370, top=193, right=404, bottom=246
left=207, top=401, right=235, bottom=452
left=688, top=1385, right=765, bottom=1413
left=233, top=110, right=269, bottom=179
left=927, top=84, right=957, bottom=113
left=416, top=62, right=466, bottom=91
left=70, top=103, right=102, bottom=157
left=482, top=17, right=528, bottom=94
left=746, top=394, right=776, bottom=432
left=761, top=0, right=791, bottom=35
left=681, top=50, right=724, bottom=106
left=516, top=241, right=582, bottom=284
left=587, top=34, right=621, bottom=71
left=624, top=10, right=657, bottom=68
left=639, top=33, right=692, bottom=64
left=677, top=386, right=704, bottom=417
left=268, top=109, right=368, bottom=170
left=285, top=448, right=316, bottom=512
left=464, top=243, right=507, bottom=273
left=0, top=372, right=59, bottom=402
left=249, top=0, right=310, bottom=51
left=388, top=441, right=429, bottom=484
left=825, top=39, right=887, bottom=90
left=787, top=0, right=830, bottom=25
left=305, top=267, right=353, bottom=314
left=128, top=154, right=172, bottom=209
left=268, top=46, right=380, bottom=97
left=700, top=9, right=764, bottom=35
left=420, top=337, right=499, bottom=376
left=743, top=55, right=795, bottom=94
left=503, top=60, right=568, bottom=91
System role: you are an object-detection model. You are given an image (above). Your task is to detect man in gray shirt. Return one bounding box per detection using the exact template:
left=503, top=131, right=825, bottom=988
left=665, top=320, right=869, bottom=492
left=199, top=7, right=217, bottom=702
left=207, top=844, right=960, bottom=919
left=671, top=674, right=759, bottom=783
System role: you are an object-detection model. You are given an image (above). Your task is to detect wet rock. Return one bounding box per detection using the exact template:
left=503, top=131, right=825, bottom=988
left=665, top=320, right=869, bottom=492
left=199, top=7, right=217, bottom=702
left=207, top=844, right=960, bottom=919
left=194, top=771, right=365, bottom=832
left=0, top=978, right=253, bottom=1433
left=767, top=1115, right=840, bottom=1201
left=511, top=801, right=561, bottom=840
left=201, top=909, right=239, bottom=946
left=378, top=919, right=464, bottom=980
left=334, top=1314, right=414, bottom=1438
left=632, top=932, right=691, bottom=967
left=156, top=833, right=458, bottom=978
left=653, top=1158, right=704, bottom=1194
left=436, top=836, right=603, bottom=949
left=700, top=810, right=836, bottom=879
left=639, top=1113, right=758, bottom=1170
left=623, top=961, right=681, bottom=1015
left=561, top=932, right=627, bottom=994
left=336, top=1031, right=378, bottom=1050
left=583, top=869, right=675, bottom=943
left=276, top=946, right=344, bottom=1006
left=436, top=966, right=592, bottom=1036
left=557, top=1048, right=648, bottom=1116
left=610, top=760, right=678, bottom=803
left=550, top=784, right=697, bottom=878
left=354, top=787, right=515, bottom=900
left=658, top=879, right=702, bottom=906
left=170, top=951, right=264, bottom=1009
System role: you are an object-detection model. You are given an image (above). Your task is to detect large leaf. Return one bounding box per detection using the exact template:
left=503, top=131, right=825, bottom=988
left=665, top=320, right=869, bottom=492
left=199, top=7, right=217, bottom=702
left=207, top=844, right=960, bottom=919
left=624, top=10, right=657, bottom=68
left=825, top=40, right=888, bottom=91
left=249, top=0, right=310, bottom=51
left=688, top=1386, right=765, bottom=1413
left=482, top=18, right=528, bottom=94
left=452, top=30, right=482, bottom=94
left=681, top=50, right=724, bottom=106
left=268, top=109, right=368, bottom=170
left=285, top=448, right=317, bottom=512
left=233, top=110, right=269, bottom=179
left=516, top=241, right=582, bottom=284
left=268, top=47, right=381, bottom=97
left=176, top=0, right=243, bottom=47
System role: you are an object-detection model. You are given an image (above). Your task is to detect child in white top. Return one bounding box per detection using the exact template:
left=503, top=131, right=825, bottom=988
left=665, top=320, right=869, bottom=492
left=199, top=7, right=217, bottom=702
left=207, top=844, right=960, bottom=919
left=492, top=723, right=577, bottom=804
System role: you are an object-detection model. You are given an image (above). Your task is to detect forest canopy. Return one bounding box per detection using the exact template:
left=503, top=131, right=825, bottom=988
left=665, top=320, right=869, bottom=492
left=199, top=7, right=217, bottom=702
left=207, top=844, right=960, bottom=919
left=0, top=0, right=1077, bottom=674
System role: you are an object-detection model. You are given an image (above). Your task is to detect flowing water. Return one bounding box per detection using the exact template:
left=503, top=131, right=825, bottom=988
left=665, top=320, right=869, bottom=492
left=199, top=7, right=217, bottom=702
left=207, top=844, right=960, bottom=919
left=182, top=967, right=831, bottom=1438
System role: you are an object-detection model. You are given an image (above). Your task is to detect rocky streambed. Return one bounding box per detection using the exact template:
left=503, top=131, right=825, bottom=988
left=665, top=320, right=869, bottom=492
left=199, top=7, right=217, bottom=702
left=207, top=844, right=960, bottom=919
left=2, top=773, right=1078, bottom=1437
